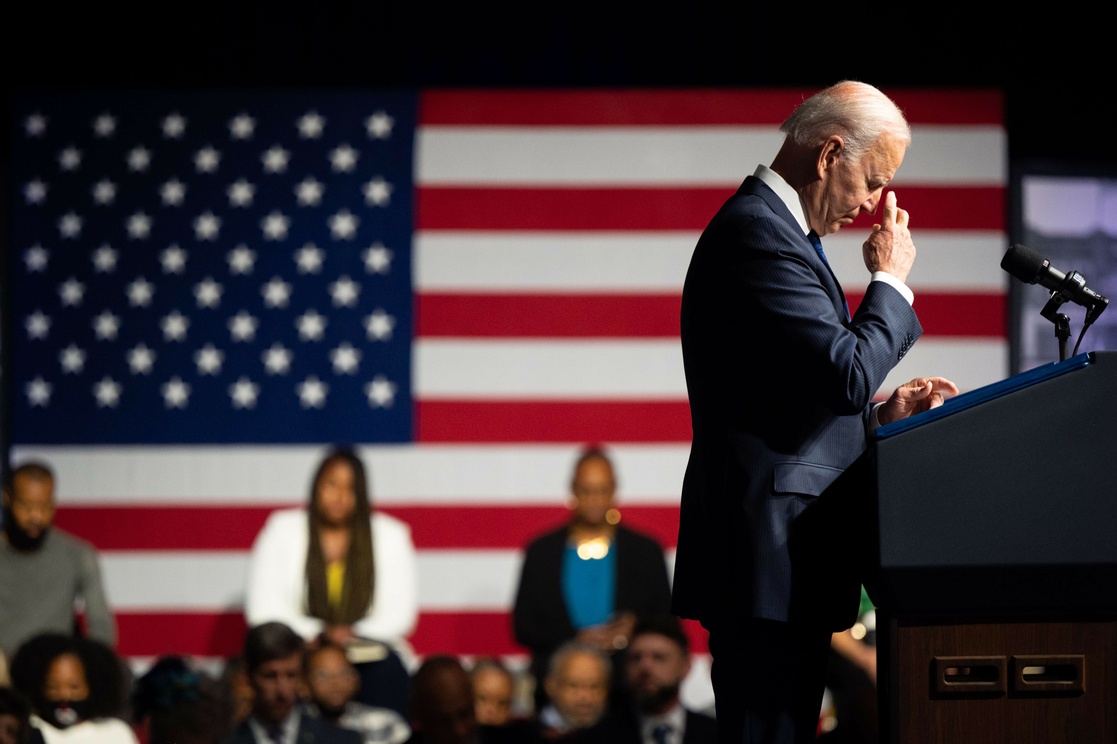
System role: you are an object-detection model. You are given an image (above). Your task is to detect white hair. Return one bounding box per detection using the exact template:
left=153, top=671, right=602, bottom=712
left=780, top=80, right=911, bottom=160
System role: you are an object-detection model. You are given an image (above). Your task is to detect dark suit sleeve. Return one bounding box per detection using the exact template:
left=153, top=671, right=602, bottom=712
left=614, top=527, right=672, bottom=618
left=511, top=530, right=576, bottom=654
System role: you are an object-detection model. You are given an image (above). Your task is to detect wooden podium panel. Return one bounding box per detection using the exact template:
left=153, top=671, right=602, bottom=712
left=879, top=616, right=1116, bottom=744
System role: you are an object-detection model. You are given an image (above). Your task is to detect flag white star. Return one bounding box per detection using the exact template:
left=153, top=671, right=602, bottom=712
left=362, top=177, right=393, bottom=206
left=296, top=309, right=327, bottom=341
left=194, top=146, right=221, bottom=173
left=194, top=344, right=224, bottom=375
left=25, top=245, right=49, bottom=272
left=296, top=376, right=329, bottom=408
left=227, top=179, right=255, bottom=207
left=228, top=245, right=256, bottom=274
left=365, top=110, right=394, bottom=139
left=93, top=377, right=122, bottom=408
left=364, top=309, right=396, bottom=341
left=92, top=179, right=117, bottom=205
left=25, top=311, right=51, bottom=340
left=363, top=243, right=392, bottom=273
left=162, top=377, right=191, bottom=408
left=327, top=209, right=358, bottom=240
left=24, top=113, right=48, bottom=137
left=295, top=177, right=324, bottom=206
left=59, top=278, right=85, bottom=307
left=229, top=377, right=260, bottom=408
left=161, top=245, right=187, bottom=274
left=127, top=146, right=152, bottom=172
left=262, top=146, right=290, bottom=173
left=26, top=377, right=52, bottom=407
left=295, top=243, right=325, bottom=274
left=328, top=276, right=360, bottom=307
left=93, top=113, right=116, bottom=137
left=262, top=343, right=293, bottom=375
left=24, top=179, right=48, bottom=204
left=297, top=111, right=326, bottom=139
left=127, top=343, right=157, bottom=374
left=126, top=211, right=153, bottom=239
left=94, top=311, right=121, bottom=340
left=161, top=310, right=189, bottom=341
left=194, top=277, right=224, bottom=308
left=229, top=311, right=259, bottom=342
left=194, top=211, right=221, bottom=240
left=329, top=144, right=358, bottom=172
left=58, top=212, right=82, bottom=239
left=93, top=245, right=117, bottom=273
left=59, top=147, right=82, bottom=171
left=229, top=113, right=256, bottom=140
left=127, top=277, right=155, bottom=307
left=162, top=113, right=186, bottom=139
left=161, top=178, right=187, bottom=206
left=60, top=344, right=86, bottom=374
left=329, top=342, right=361, bottom=374
left=262, top=277, right=292, bottom=308
left=261, top=211, right=290, bottom=240
left=365, top=375, right=397, bottom=408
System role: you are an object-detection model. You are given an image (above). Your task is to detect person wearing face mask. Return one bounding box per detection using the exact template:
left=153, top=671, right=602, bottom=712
left=8, top=633, right=137, bottom=744
left=244, top=447, right=418, bottom=714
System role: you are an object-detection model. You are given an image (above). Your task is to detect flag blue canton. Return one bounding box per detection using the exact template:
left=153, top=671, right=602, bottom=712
left=9, top=91, right=417, bottom=444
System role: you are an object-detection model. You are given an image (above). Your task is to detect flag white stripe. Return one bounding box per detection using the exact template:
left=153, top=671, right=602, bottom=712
left=415, top=126, right=1005, bottom=185
left=8, top=444, right=692, bottom=504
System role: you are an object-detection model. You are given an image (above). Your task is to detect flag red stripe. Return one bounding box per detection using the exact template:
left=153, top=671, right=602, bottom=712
left=113, top=611, right=709, bottom=658
left=418, top=292, right=1005, bottom=338
left=420, top=90, right=1004, bottom=126
left=53, top=505, right=682, bottom=551
left=416, top=186, right=1004, bottom=231
left=416, top=400, right=692, bottom=443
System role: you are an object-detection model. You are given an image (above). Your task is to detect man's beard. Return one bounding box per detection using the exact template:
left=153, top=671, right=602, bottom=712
left=2, top=509, right=48, bottom=551
left=633, top=682, right=681, bottom=715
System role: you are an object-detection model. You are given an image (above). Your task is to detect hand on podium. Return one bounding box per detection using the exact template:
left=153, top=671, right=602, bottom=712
left=877, top=377, right=959, bottom=426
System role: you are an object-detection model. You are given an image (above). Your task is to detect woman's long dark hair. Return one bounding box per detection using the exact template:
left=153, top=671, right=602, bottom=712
left=304, top=446, right=375, bottom=626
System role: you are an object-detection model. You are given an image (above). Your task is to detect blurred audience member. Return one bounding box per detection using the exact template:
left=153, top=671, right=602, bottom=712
left=223, top=622, right=360, bottom=744
left=0, top=686, right=45, bottom=744
left=1, top=462, right=116, bottom=660
left=576, top=615, right=717, bottom=743
left=132, top=655, right=234, bottom=744
left=406, top=656, right=482, bottom=744
left=303, top=643, right=410, bottom=744
left=244, top=447, right=416, bottom=713
left=9, top=633, right=136, bottom=744
left=512, top=447, right=671, bottom=711
left=537, top=643, right=609, bottom=739
left=219, top=657, right=254, bottom=727
left=468, top=659, right=515, bottom=728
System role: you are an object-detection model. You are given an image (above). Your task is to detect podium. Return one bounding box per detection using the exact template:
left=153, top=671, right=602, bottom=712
left=861, top=351, right=1117, bottom=743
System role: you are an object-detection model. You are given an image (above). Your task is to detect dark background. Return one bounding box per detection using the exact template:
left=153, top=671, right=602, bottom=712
left=4, top=2, right=1111, bottom=170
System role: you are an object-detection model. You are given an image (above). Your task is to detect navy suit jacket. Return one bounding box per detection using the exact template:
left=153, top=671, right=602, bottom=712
left=225, top=715, right=364, bottom=744
left=670, top=175, right=922, bottom=631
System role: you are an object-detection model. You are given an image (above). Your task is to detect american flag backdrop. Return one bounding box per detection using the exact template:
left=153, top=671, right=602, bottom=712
left=6, top=89, right=1008, bottom=684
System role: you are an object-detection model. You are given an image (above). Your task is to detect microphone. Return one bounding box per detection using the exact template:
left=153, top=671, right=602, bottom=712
left=1001, top=244, right=1110, bottom=322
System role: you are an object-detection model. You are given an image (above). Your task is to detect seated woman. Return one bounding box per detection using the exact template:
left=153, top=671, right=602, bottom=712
left=8, top=633, right=137, bottom=744
left=245, top=446, right=418, bottom=713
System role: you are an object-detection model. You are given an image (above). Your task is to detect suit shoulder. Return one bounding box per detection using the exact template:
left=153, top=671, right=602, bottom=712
left=616, top=525, right=665, bottom=551
left=301, top=716, right=363, bottom=744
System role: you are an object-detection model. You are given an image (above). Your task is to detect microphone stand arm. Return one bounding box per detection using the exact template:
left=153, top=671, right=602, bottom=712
left=1040, top=291, right=1072, bottom=361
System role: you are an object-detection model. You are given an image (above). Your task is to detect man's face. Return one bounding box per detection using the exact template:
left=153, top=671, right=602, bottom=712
left=806, top=134, right=905, bottom=236
left=472, top=667, right=513, bottom=726
left=570, top=457, right=616, bottom=527
left=250, top=652, right=303, bottom=725
left=305, top=646, right=359, bottom=716
left=3, top=474, right=55, bottom=549
left=416, top=668, right=478, bottom=744
left=545, top=651, right=608, bottom=730
left=624, top=633, right=690, bottom=714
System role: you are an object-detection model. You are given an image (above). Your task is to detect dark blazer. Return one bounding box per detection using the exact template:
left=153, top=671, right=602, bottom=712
left=512, top=524, right=672, bottom=683
left=225, top=715, right=364, bottom=744
left=671, top=175, right=922, bottom=631
left=573, top=708, right=719, bottom=744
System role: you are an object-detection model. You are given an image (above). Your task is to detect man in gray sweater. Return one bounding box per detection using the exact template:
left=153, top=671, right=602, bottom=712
left=0, top=460, right=116, bottom=659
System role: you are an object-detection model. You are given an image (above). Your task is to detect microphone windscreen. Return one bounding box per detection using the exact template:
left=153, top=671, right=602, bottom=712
left=1001, top=244, right=1047, bottom=284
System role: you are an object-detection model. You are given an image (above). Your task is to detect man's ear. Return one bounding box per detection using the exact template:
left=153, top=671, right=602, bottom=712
left=817, top=135, right=844, bottom=177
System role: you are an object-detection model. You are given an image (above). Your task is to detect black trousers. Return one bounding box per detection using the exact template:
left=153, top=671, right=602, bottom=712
left=704, top=617, right=832, bottom=744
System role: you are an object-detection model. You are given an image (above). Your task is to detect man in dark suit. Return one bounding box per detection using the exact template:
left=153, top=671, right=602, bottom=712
left=225, top=621, right=362, bottom=744
left=574, top=614, right=717, bottom=744
left=670, top=81, right=958, bottom=744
